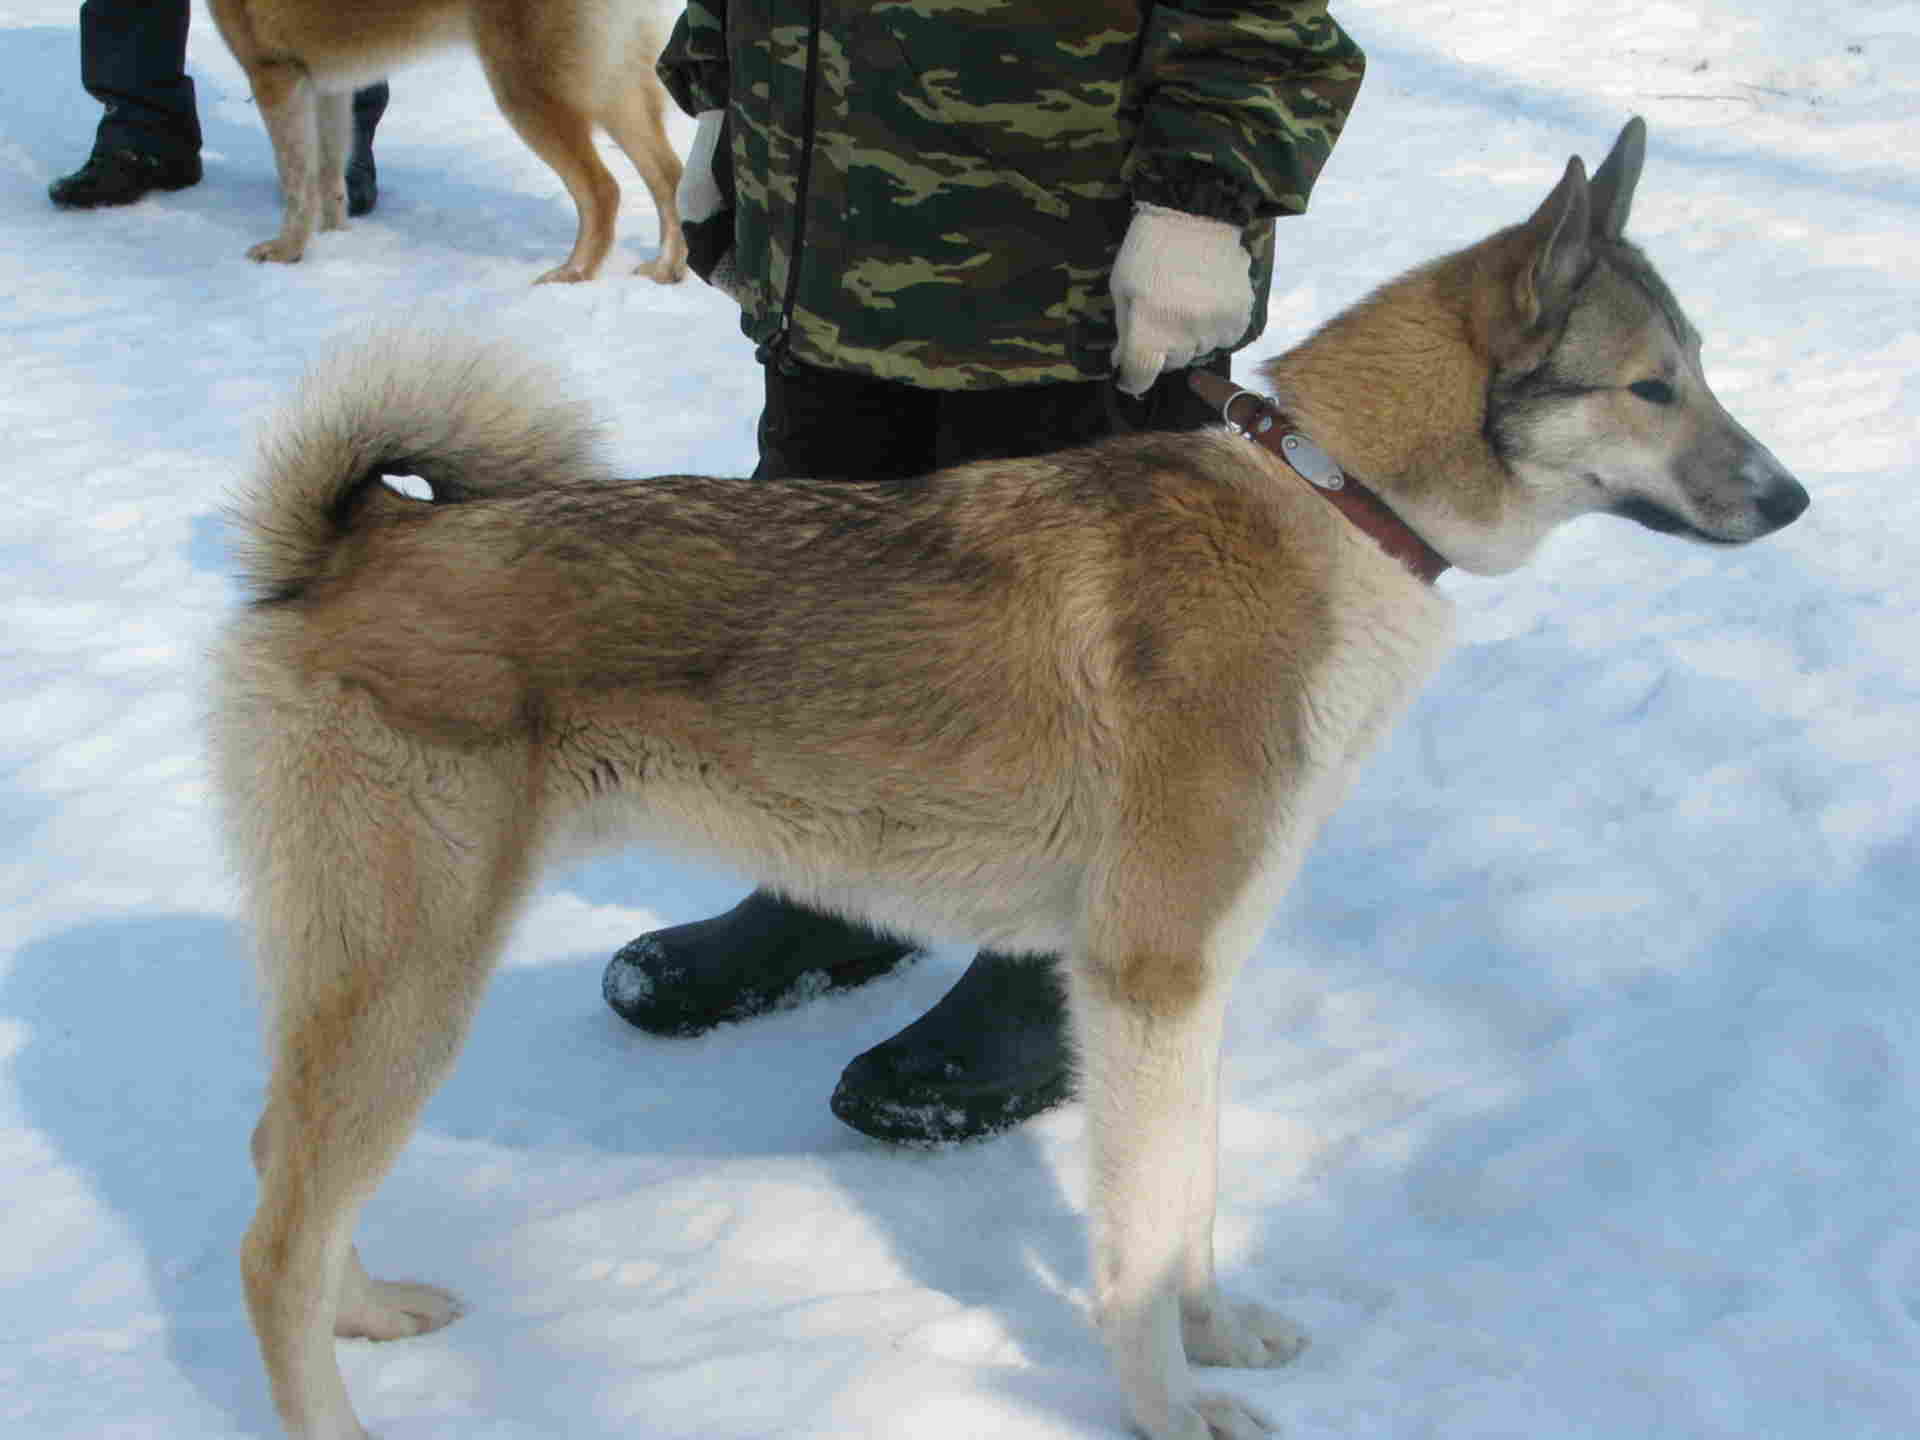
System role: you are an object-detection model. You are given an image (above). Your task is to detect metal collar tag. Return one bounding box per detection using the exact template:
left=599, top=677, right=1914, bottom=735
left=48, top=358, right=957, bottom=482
left=1279, top=432, right=1345, bottom=491
left=1216, top=388, right=1345, bottom=490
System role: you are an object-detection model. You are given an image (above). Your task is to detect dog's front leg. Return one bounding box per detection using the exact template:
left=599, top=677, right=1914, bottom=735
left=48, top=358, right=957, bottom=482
left=1172, top=1027, right=1308, bottom=1374
left=1070, top=961, right=1278, bottom=1440
left=244, top=60, right=321, bottom=263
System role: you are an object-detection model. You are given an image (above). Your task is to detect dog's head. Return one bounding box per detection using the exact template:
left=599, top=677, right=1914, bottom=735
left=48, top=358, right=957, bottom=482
left=1260, top=119, right=1808, bottom=578
left=1486, top=118, right=1810, bottom=559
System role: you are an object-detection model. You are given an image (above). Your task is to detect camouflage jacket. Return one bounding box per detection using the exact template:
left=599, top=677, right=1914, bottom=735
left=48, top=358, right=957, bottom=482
left=659, top=1, right=1364, bottom=389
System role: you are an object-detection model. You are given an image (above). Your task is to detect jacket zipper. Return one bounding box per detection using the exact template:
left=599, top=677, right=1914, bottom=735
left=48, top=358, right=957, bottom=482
left=755, top=0, right=825, bottom=371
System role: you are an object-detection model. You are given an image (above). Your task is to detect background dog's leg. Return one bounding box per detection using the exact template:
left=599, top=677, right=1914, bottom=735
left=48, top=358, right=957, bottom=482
left=245, top=60, right=321, bottom=264
left=601, top=71, right=686, bottom=283
left=474, top=40, right=619, bottom=284
left=314, top=90, right=352, bottom=233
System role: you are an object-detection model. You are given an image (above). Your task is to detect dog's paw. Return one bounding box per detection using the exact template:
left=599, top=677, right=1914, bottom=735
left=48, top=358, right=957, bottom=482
left=334, top=1278, right=463, bottom=1341
left=1184, top=1296, right=1308, bottom=1370
left=533, top=262, right=592, bottom=285
left=1187, top=1388, right=1279, bottom=1439
left=634, top=254, right=688, bottom=285
left=246, top=237, right=306, bottom=265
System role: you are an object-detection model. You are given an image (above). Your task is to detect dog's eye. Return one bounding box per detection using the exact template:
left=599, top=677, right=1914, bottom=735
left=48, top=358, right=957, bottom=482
left=1628, top=379, right=1676, bottom=405
left=380, top=472, right=434, bottom=500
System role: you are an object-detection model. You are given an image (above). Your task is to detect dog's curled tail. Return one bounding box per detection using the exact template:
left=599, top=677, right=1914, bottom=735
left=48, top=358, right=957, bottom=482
left=228, top=330, right=606, bottom=604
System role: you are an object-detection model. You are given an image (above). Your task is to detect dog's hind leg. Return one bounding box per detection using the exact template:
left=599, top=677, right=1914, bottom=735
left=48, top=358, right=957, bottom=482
left=473, top=42, right=620, bottom=284
left=600, top=70, right=686, bottom=283
left=249, top=1118, right=460, bottom=1344
left=243, top=60, right=323, bottom=264
left=313, top=89, right=352, bottom=234
left=234, top=716, right=540, bottom=1439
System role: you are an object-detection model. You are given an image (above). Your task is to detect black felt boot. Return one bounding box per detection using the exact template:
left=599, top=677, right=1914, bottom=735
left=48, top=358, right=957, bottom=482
left=49, top=146, right=199, bottom=208
left=603, top=889, right=917, bottom=1037
left=830, top=950, right=1073, bottom=1144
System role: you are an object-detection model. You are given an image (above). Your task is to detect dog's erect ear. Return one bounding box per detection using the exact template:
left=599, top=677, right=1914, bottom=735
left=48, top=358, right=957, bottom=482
left=1587, top=116, right=1646, bottom=243
left=1514, top=155, right=1592, bottom=332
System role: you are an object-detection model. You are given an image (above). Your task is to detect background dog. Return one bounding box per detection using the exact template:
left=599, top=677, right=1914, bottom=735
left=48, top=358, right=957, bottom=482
left=207, top=0, right=685, bottom=282
left=214, top=120, right=1804, bottom=1439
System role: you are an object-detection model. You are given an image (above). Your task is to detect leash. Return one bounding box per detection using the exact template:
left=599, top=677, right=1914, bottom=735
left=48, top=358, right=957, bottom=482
left=1188, top=371, right=1450, bottom=585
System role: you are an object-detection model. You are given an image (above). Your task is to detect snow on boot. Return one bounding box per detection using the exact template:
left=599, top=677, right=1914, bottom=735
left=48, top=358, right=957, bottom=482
left=831, top=950, right=1073, bottom=1144
left=603, top=889, right=918, bottom=1037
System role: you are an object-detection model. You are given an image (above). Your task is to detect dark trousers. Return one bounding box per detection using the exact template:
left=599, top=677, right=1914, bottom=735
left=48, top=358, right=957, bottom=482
left=753, top=356, right=1230, bottom=484
left=83, top=0, right=199, bottom=161
left=79, top=0, right=389, bottom=163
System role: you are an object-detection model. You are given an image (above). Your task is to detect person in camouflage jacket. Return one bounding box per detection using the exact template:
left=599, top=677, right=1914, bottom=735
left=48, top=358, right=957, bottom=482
left=605, top=0, right=1365, bottom=1143
left=657, top=0, right=1365, bottom=389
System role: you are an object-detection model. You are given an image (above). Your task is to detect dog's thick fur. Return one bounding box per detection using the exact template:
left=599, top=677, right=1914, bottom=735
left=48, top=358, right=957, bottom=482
left=207, top=0, right=686, bottom=283
left=214, top=121, right=1807, bottom=1440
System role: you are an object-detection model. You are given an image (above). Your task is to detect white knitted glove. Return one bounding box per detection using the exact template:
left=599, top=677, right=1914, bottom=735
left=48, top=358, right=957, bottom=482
left=1110, top=203, right=1255, bottom=395
left=677, top=108, right=727, bottom=224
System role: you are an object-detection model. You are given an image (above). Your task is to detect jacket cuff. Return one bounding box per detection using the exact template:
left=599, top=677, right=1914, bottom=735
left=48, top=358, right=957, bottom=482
left=1129, top=158, right=1265, bottom=228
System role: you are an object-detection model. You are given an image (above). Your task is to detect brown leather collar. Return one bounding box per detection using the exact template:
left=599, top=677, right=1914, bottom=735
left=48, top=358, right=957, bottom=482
left=1188, top=371, right=1449, bottom=585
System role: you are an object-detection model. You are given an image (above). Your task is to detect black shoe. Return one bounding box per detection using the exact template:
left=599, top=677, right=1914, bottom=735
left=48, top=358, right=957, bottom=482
left=604, top=890, right=917, bottom=1037
left=345, top=156, right=377, bottom=217
left=830, top=950, right=1073, bottom=1145
left=49, top=147, right=200, bottom=209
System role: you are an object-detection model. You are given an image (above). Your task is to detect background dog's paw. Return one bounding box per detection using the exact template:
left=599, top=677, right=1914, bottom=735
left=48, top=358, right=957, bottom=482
left=334, top=1278, right=463, bottom=1341
left=1184, top=1295, right=1308, bottom=1369
left=1190, top=1388, right=1279, bottom=1439
left=633, top=255, right=687, bottom=285
left=246, top=237, right=306, bottom=265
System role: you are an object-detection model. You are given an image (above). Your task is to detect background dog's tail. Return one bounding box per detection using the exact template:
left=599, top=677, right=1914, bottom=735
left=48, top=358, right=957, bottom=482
left=227, top=330, right=606, bottom=604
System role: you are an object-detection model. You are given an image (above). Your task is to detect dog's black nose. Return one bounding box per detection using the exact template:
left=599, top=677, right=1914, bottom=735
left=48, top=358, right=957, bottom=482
left=1758, top=475, right=1810, bottom=529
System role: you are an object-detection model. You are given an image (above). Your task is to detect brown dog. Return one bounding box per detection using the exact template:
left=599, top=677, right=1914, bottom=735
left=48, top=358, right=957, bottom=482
left=207, top=0, right=686, bottom=282
left=214, top=121, right=1805, bottom=1439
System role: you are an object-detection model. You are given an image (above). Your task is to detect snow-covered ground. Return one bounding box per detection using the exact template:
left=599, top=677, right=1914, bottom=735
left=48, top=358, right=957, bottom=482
left=2, top=1, right=1916, bottom=1435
